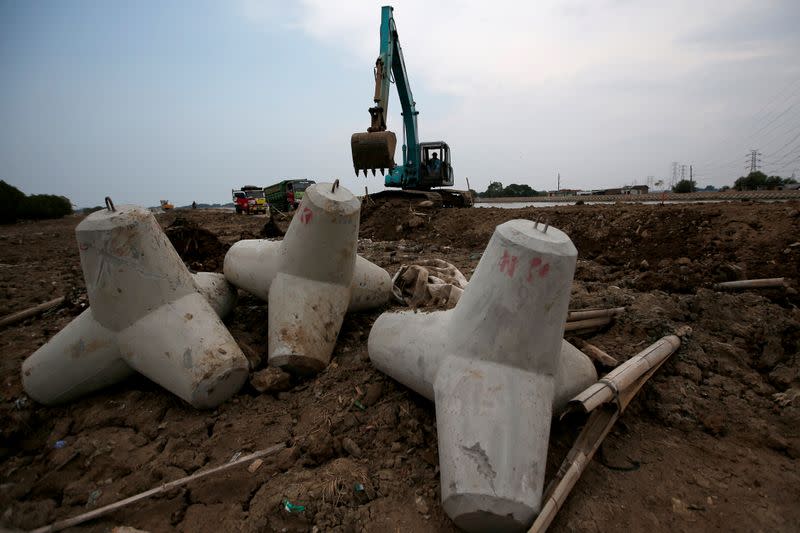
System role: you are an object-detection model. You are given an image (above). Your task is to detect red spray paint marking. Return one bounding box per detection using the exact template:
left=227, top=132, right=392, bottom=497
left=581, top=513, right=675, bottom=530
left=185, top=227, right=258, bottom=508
left=527, top=257, right=551, bottom=282
left=299, top=207, right=313, bottom=224
left=498, top=250, right=518, bottom=277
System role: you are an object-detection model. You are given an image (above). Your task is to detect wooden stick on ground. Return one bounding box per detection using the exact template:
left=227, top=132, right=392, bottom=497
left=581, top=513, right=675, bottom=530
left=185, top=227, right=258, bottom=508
left=30, top=443, right=286, bottom=533
left=570, top=335, right=682, bottom=414
left=713, top=277, right=785, bottom=290
left=563, top=316, right=611, bottom=332
left=566, top=307, right=625, bottom=322
left=573, top=339, right=619, bottom=367
left=0, top=296, right=65, bottom=329
left=530, top=330, right=688, bottom=533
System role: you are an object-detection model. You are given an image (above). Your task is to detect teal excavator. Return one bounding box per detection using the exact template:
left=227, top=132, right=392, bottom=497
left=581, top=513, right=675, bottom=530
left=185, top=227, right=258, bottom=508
left=350, top=6, right=473, bottom=207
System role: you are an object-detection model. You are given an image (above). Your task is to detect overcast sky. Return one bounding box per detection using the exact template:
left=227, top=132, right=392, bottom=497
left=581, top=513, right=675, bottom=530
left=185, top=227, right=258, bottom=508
left=1, top=0, right=799, bottom=207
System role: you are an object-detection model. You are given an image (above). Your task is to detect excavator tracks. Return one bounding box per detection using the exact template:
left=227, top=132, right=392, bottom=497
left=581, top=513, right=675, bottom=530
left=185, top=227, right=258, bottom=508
left=363, top=189, right=473, bottom=208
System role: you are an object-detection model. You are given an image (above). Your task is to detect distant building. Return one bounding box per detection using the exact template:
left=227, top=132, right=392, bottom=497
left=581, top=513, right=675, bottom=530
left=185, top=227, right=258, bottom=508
left=597, top=188, right=623, bottom=195
left=622, top=185, right=649, bottom=195
left=548, top=189, right=579, bottom=197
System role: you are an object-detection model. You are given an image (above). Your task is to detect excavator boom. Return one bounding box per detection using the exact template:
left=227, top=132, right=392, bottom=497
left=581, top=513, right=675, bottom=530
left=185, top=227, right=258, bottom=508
left=351, top=6, right=418, bottom=182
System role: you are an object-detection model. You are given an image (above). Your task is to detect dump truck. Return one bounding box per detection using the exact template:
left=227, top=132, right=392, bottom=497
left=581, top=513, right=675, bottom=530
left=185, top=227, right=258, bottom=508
left=350, top=6, right=473, bottom=207
left=232, top=186, right=268, bottom=215
left=264, top=179, right=315, bottom=212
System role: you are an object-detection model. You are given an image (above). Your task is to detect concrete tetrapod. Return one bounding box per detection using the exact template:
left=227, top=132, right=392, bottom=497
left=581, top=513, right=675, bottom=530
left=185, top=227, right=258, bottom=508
left=369, top=219, right=590, bottom=532
left=22, top=205, right=249, bottom=409
left=223, top=182, right=391, bottom=374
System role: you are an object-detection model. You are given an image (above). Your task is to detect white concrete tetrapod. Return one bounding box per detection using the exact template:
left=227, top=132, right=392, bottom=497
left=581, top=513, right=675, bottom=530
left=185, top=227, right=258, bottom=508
left=224, top=242, right=390, bottom=313
left=21, top=205, right=249, bottom=409
left=223, top=182, right=391, bottom=374
left=369, top=219, right=589, bottom=532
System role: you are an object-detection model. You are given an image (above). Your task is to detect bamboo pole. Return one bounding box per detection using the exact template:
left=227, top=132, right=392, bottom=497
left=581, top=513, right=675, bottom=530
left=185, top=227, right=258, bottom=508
left=531, top=406, right=619, bottom=533
left=529, top=330, right=687, bottom=533
left=566, top=307, right=625, bottom=322
left=0, top=297, right=64, bottom=329
left=573, top=339, right=618, bottom=367
left=713, top=278, right=784, bottom=290
left=30, top=443, right=286, bottom=533
left=568, top=334, right=682, bottom=414
left=563, top=317, right=611, bottom=332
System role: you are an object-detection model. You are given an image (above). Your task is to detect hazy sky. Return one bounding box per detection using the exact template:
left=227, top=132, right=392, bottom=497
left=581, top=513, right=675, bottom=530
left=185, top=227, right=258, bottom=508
left=1, top=0, right=799, bottom=207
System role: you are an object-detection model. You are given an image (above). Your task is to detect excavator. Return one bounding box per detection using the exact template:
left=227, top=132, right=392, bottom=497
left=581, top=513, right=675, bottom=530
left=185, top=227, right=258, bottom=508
left=350, top=6, right=473, bottom=208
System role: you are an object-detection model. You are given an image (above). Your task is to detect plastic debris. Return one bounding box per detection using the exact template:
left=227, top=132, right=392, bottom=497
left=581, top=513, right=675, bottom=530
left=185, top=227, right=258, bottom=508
left=54, top=440, right=67, bottom=449
left=86, top=489, right=102, bottom=508
left=282, top=499, right=306, bottom=513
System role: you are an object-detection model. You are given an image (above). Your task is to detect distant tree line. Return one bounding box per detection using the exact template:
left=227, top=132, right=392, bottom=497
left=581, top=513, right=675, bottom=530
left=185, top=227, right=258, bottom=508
left=0, top=180, right=73, bottom=224
left=733, top=171, right=796, bottom=191
left=479, top=181, right=543, bottom=198
left=671, top=179, right=696, bottom=193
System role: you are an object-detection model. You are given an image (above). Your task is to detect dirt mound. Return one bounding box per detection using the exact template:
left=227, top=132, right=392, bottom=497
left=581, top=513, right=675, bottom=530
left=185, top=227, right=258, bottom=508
left=259, top=218, right=285, bottom=239
left=360, top=197, right=437, bottom=242
left=165, top=216, right=229, bottom=272
left=2, top=201, right=799, bottom=532
left=362, top=201, right=800, bottom=297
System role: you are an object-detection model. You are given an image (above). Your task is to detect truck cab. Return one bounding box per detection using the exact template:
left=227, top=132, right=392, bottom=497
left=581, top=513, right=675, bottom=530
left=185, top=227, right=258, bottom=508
left=264, top=179, right=316, bottom=212
left=232, top=187, right=268, bottom=215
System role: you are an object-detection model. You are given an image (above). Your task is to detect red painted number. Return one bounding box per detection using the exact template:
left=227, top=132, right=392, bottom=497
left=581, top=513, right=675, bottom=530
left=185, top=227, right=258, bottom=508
left=300, top=207, right=313, bottom=224
left=498, top=250, right=518, bottom=277
left=499, top=249, right=551, bottom=282
left=527, top=257, right=550, bottom=281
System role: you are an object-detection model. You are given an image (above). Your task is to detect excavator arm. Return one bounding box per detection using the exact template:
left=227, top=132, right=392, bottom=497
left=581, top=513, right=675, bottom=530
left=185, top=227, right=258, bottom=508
left=351, top=5, right=419, bottom=182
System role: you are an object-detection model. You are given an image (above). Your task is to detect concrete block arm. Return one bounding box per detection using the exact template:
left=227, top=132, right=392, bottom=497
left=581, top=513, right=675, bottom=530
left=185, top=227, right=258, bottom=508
left=21, top=309, right=130, bottom=405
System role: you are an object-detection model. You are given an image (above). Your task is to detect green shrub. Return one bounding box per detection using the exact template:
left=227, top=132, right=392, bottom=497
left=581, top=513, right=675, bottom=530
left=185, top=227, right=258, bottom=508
left=0, top=180, right=73, bottom=223
left=20, top=194, right=73, bottom=219
left=0, top=181, right=26, bottom=223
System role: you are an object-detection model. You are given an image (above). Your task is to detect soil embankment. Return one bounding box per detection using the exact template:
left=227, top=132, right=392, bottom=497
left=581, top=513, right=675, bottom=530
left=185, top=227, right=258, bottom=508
left=1, top=201, right=799, bottom=532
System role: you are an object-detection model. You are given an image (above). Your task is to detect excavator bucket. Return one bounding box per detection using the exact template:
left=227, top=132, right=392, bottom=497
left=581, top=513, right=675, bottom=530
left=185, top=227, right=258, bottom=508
left=351, top=131, right=397, bottom=176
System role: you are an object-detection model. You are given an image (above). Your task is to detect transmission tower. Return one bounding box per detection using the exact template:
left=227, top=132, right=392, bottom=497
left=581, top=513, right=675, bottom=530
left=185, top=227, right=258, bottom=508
left=671, top=162, right=679, bottom=187
left=746, top=149, right=762, bottom=173
left=680, top=164, right=687, bottom=181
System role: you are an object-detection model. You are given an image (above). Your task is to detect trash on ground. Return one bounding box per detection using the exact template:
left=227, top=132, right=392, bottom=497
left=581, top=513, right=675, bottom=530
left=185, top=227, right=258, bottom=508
left=391, top=258, right=468, bottom=309
left=282, top=498, right=306, bottom=513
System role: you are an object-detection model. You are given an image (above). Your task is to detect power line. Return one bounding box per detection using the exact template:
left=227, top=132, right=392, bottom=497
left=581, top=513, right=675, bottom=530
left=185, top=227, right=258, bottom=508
left=747, top=76, right=800, bottom=127
left=763, top=128, right=800, bottom=160
left=755, top=107, right=800, bottom=150
left=764, top=152, right=800, bottom=173
left=691, top=76, right=800, bottom=169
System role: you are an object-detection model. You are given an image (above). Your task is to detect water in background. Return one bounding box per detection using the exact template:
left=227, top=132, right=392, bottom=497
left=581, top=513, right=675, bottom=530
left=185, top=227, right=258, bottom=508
left=476, top=200, right=729, bottom=208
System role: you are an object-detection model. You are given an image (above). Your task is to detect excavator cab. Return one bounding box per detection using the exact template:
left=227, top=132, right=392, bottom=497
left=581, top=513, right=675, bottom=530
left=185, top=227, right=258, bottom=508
left=419, top=142, right=454, bottom=187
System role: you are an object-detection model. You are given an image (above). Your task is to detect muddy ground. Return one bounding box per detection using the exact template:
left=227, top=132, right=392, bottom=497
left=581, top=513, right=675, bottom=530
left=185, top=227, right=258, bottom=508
left=1, top=200, right=799, bottom=532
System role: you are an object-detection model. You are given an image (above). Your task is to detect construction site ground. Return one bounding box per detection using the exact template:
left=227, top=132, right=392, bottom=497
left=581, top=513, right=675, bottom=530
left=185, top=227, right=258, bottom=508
left=2, top=200, right=799, bottom=532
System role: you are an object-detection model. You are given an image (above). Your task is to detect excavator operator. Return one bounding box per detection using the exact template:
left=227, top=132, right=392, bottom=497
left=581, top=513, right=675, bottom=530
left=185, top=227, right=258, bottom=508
left=427, top=152, right=442, bottom=176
